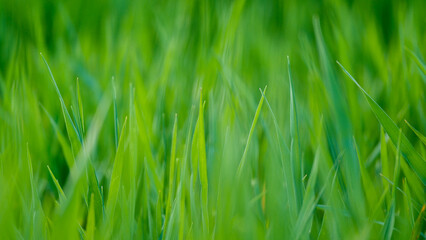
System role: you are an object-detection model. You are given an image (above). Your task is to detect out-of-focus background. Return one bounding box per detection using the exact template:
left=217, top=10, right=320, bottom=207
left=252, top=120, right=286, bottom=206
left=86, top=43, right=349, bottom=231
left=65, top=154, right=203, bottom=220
left=0, top=0, right=425, bottom=239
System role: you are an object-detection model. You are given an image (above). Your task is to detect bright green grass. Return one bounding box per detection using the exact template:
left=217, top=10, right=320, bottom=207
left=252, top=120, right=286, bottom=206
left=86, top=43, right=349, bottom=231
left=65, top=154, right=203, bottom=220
left=0, top=0, right=425, bottom=239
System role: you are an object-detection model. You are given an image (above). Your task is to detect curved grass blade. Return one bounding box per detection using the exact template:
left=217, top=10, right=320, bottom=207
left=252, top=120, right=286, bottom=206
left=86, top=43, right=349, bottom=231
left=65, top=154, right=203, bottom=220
left=40, top=104, right=74, bottom=168
left=57, top=94, right=111, bottom=238
left=47, top=165, right=66, bottom=203
left=259, top=88, right=296, bottom=222
left=40, top=53, right=82, bottom=157
left=337, top=61, right=426, bottom=185
left=41, top=54, right=106, bottom=224
left=236, top=85, right=267, bottom=179
left=405, top=120, right=426, bottom=146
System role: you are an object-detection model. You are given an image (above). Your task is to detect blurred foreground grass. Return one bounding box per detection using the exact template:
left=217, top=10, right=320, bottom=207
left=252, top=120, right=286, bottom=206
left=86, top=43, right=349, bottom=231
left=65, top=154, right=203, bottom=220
left=0, top=0, right=425, bottom=239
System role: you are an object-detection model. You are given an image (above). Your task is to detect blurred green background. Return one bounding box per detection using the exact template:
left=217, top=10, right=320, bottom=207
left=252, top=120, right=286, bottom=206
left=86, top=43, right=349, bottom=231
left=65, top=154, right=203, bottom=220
left=0, top=0, right=425, bottom=239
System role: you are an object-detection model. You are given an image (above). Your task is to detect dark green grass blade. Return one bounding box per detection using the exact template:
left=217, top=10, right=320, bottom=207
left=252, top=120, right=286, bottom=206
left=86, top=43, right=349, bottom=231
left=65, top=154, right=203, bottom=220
left=405, top=120, right=426, bottom=146
left=47, top=165, right=66, bottom=203
left=337, top=61, right=426, bottom=185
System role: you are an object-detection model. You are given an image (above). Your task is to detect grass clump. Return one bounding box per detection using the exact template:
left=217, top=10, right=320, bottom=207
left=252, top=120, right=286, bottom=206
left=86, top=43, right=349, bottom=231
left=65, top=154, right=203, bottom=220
left=0, top=0, right=425, bottom=239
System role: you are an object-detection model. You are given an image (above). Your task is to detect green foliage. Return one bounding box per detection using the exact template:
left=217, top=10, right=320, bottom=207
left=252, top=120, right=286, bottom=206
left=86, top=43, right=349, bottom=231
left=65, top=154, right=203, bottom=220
left=0, top=0, right=425, bottom=239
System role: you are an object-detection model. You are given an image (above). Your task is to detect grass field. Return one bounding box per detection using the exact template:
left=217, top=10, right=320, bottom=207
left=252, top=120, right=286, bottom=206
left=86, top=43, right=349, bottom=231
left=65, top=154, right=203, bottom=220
left=0, top=0, right=425, bottom=239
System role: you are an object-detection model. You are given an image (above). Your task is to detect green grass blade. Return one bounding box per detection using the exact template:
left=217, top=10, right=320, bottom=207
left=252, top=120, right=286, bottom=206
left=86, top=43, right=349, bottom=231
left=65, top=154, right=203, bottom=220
left=47, top=165, right=66, bottom=203
left=354, top=137, right=377, bottom=209
left=76, top=77, right=85, bottom=133
left=410, top=204, right=425, bottom=240
left=259, top=88, right=295, bottom=220
left=337, top=61, right=426, bottom=185
left=70, top=105, right=83, bottom=141
left=405, top=47, right=426, bottom=75
left=392, top=130, right=402, bottom=200
left=405, top=120, right=426, bottom=146
left=51, top=94, right=111, bottom=239
left=381, top=130, right=402, bottom=240
left=164, top=113, right=178, bottom=236
left=288, top=56, right=303, bottom=209
left=87, top=162, right=104, bottom=224
left=26, top=143, right=36, bottom=207
left=293, top=148, right=320, bottom=239
left=106, top=116, right=128, bottom=217
left=113, top=78, right=119, bottom=150
left=40, top=104, right=74, bottom=167
left=40, top=53, right=82, bottom=161
left=86, top=193, right=96, bottom=240
left=191, top=117, right=199, bottom=185
left=236, top=85, right=267, bottom=179
left=198, top=90, right=209, bottom=235
left=381, top=126, right=391, bottom=185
